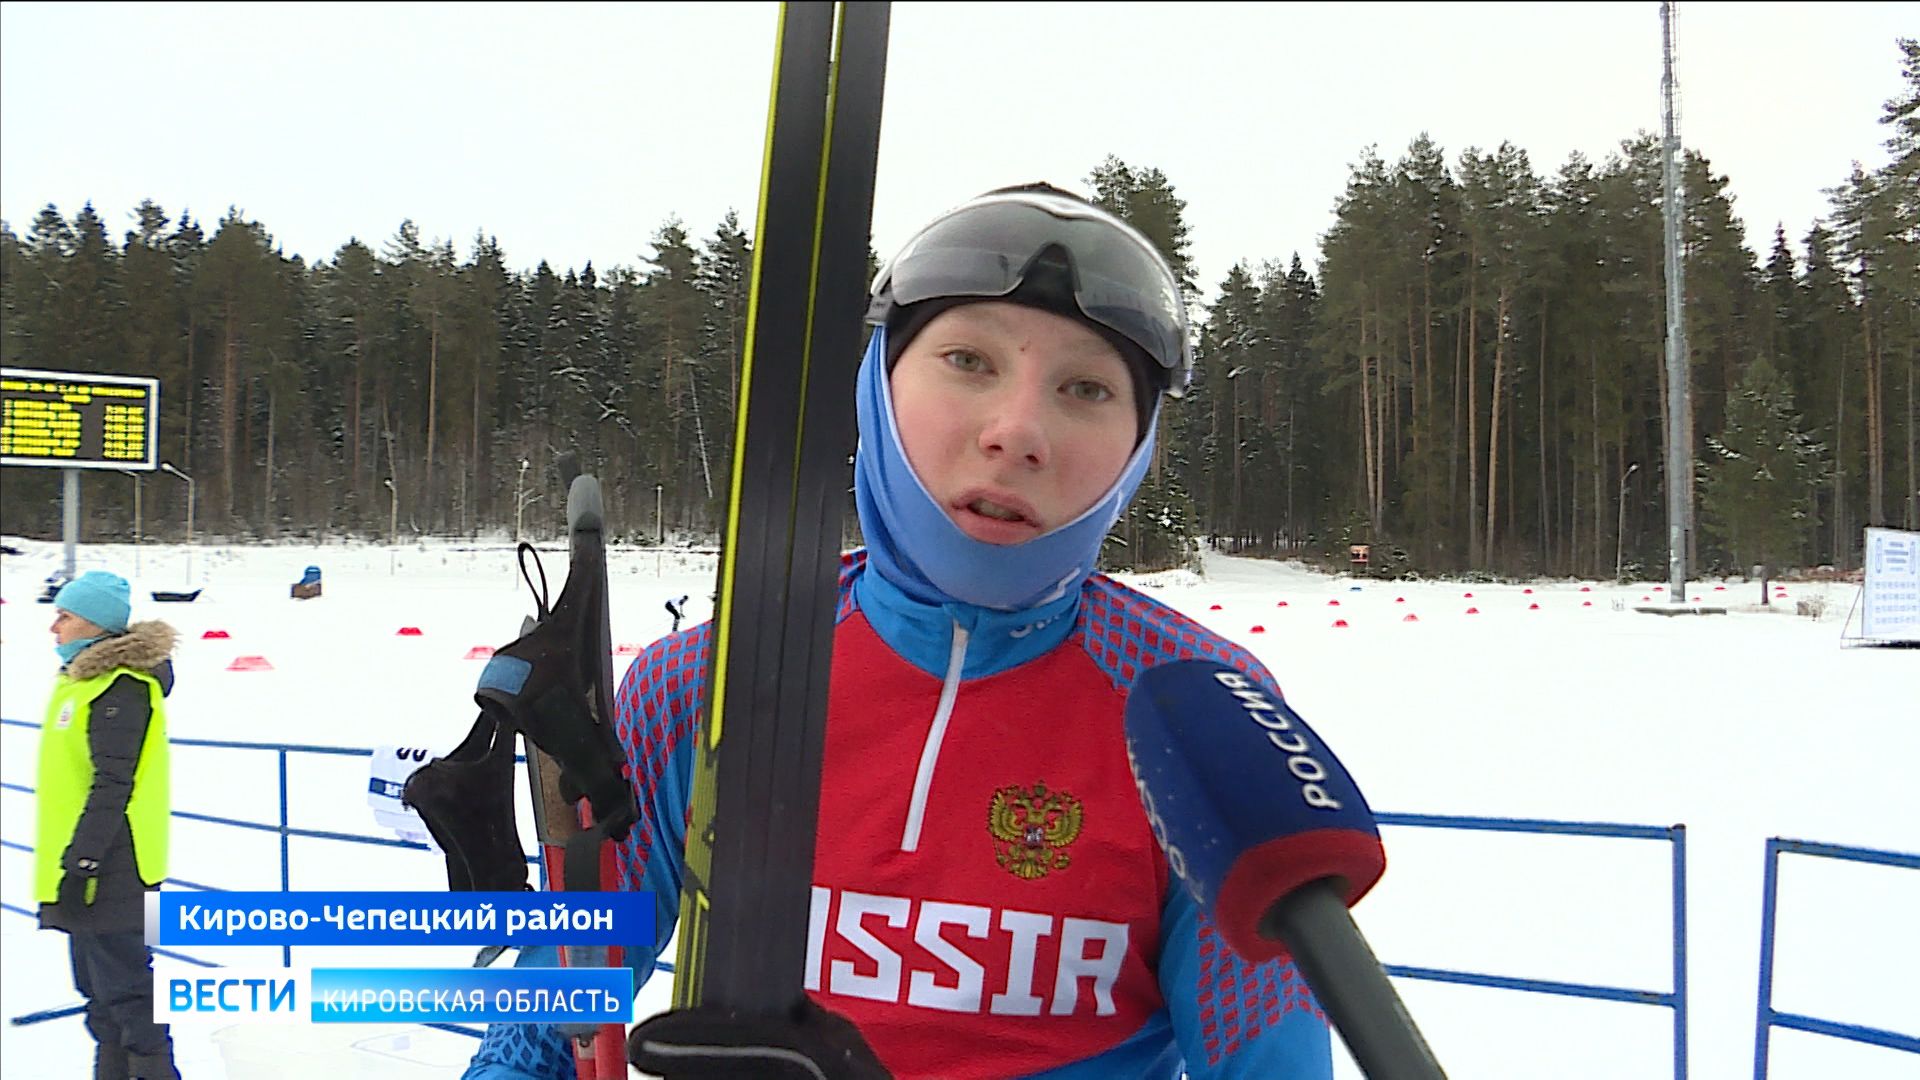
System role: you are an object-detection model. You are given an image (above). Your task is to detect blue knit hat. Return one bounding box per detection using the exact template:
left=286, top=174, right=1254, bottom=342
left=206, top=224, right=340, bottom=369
left=53, top=571, right=131, bottom=634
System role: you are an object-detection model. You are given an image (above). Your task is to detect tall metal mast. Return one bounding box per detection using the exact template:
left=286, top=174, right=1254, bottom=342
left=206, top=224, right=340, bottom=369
left=1660, top=1, right=1692, bottom=602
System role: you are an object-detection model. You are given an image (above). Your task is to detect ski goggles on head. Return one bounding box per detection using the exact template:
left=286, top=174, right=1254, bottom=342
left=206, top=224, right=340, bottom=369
left=868, top=189, right=1193, bottom=396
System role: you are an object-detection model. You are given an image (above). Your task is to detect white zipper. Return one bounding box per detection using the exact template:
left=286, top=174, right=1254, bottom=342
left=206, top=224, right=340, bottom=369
left=900, top=622, right=969, bottom=852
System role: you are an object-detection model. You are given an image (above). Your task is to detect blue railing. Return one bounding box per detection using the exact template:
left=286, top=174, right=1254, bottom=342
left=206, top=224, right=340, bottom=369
left=4, top=719, right=1692, bottom=1074
left=0, top=717, right=536, bottom=967
left=0, top=716, right=548, bottom=1038
left=1752, top=837, right=1920, bottom=1078
left=1375, top=812, right=1690, bottom=1080
left=0, top=857, right=220, bottom=1027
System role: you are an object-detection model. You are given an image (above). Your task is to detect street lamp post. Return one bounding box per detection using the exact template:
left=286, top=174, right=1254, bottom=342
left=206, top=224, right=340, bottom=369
left=384, top=478, right=398, bottom=576
left=120, top=470, right=142, bottom=576
left=655, top=483, right=666, bottom=578
left=512, top=459, right=544, bottom=550
left=160, top=462, right=195, bottom=584
left=117, top=466, right=144, bottom=576
left=1616, top=462, right=1640, bottom=581
left=510, top=455, right=541, bottom=541
left=515, top=459, right=530, bottom=543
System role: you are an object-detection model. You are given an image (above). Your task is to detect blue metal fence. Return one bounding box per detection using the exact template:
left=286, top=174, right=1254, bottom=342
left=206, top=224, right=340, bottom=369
left=1752, top=837, right=1920, bottom=1078
left=0, top=716, right=541, bottom=1039
left=4, top=719, right=1694, bottom=1073
left=0, top=717, right=539, bottom=966
left=1375, top=812, right=1690, bottom=1080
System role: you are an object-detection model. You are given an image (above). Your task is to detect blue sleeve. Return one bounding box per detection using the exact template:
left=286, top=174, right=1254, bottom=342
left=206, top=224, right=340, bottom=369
left=610, top=633, right=705, bottom=987
left=463, top=635, right=706, bottom=1079
left=1159, top=880, right=1333, bottom=1078
left=460, top=948, right=577, bottom=1079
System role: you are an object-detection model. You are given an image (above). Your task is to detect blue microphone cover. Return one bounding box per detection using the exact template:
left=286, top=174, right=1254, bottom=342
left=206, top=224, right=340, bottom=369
left=1124, top=658, right=1387, bottom=962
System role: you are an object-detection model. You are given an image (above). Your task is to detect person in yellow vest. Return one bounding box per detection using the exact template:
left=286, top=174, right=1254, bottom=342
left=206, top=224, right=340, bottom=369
left=38, top=571, right=179, bottom=1080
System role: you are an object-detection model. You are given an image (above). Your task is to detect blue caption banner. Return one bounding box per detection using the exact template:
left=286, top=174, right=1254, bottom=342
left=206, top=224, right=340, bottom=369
left=155, top=891, right=653, bottom=947
left=309, top=967, right=632, bottom=1024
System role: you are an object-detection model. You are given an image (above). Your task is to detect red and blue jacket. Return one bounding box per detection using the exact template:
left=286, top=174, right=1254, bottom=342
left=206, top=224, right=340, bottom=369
left=464, top=552, right=1331, bottom=1079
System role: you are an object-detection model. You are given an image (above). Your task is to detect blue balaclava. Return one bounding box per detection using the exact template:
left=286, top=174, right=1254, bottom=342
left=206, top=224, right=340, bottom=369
left=853, top=317, right=1159, bottom=613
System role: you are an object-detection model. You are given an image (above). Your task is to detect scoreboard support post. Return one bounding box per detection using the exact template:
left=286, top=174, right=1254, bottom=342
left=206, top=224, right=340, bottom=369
left=63, top=468, right=80, bottom=578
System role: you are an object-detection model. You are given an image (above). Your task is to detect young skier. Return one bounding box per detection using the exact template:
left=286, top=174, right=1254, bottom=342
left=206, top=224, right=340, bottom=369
left=465, top=185, right=1332, bottom=1078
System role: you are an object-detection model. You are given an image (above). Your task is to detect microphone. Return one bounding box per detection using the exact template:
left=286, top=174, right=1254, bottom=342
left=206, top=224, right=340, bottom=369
left=1124, top=659, right=1445, bottom=1079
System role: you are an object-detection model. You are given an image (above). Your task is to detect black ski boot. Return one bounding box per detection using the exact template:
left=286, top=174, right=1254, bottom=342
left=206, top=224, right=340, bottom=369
left=93, top=1041, right=128, bottom=1080
left=126, top=1046, right=179, bottom=1080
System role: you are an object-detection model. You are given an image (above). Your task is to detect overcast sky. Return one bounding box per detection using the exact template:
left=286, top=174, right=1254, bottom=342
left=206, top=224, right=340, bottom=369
left=2, top=2, right=1911, bottom=302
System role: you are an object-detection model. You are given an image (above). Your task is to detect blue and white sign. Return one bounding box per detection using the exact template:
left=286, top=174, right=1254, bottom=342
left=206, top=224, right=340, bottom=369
left=154, top=965, right=304, bottom=1025
left=155, top=964, right=633, bottom=1025
left=152, top=890, right=652, bottom=947
left=1862, top=527, right=1920, bottom=642
left=309, top=966, right=631, bottom=1024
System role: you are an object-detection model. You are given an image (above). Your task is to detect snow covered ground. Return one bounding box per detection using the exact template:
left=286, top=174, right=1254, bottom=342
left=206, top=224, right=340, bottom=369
left=0, top=535, right=1913, bottom=1079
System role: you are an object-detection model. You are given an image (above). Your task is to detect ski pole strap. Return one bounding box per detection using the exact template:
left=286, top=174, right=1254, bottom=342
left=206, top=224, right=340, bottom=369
left=476, top=655, right=640, bottom=849
left=403, top=711, right=534, bottom=893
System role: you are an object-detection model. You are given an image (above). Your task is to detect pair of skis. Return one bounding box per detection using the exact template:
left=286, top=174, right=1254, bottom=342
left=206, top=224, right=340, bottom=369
left=671, top=0, right=890, bottom=1014
left=479, top=4, right=890, bottom=1076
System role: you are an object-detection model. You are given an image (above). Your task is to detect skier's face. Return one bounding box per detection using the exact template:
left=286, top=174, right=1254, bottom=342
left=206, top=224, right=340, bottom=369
left=890, top=301, right=1139, bottom=545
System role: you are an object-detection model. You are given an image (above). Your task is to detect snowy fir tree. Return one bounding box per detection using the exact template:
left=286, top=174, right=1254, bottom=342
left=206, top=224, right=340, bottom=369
left=1700, top=356, right=1826, bottom=572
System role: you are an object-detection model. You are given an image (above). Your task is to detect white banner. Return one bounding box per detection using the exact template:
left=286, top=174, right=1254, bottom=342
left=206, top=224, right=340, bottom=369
left=1861, top=527, right=1920, bottom=642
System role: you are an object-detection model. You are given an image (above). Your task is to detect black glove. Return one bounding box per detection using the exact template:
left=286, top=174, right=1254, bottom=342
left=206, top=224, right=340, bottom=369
left=59, top=851, right=101, bottom=908
left=627, top=999, right=891, bottom=1080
